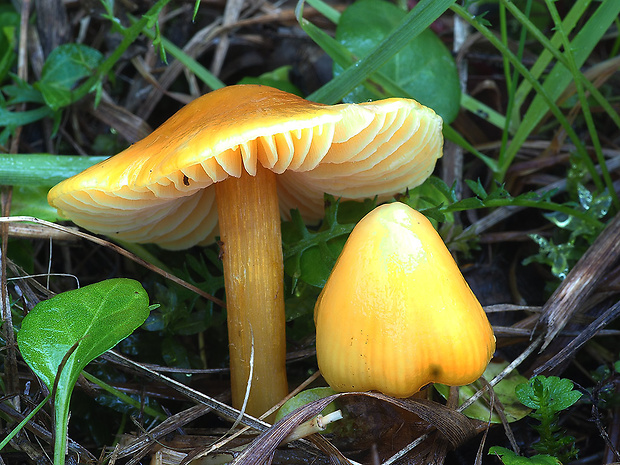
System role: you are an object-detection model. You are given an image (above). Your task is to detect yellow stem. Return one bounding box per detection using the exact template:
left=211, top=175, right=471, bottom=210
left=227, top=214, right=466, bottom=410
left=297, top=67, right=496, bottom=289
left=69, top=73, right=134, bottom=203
left=215, top=165, right=288, bottom=417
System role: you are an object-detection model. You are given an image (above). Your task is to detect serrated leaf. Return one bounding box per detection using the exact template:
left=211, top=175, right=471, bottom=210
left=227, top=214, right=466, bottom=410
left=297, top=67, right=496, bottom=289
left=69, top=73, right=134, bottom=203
left=465, top=178, right=488, bottom=199
left=334, top=0, right=460, bottom=122
left=515, top=375, right=582, bottom=413
left=282, top=196, right=363, bottom=288
left=0, top=105, right=52, bottom=127
left=35, top=43, right=103, bottom=110
left=449, top=197, right=485, bottom=210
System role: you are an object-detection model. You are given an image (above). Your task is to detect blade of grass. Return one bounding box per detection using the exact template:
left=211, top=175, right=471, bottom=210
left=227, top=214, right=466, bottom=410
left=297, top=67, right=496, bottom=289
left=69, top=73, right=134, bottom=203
left=0, top=154, right=108, bottom=187
left=451, top=3, right=614, bottom=187
left=496, top=0, right=620, bottom=181
left=304, top=0, right=341, bottom=24
left=304, top=0, right=457, bottom=104
left=296, top=6, right=498, bottom=171
left=443, top=125, right=498, bottom=172
left=302, top=0, right=506, bottom=132
left=512, top=0, right=592, bottom=113
left=460, top=94, right=506, bottom=132
left=501, top=0, right=620, bottom=133
left=544, top=0, right=619, bottom=210
left=498, top=0, right=531, bottom=162
left=72, top=0, right=173, bottom=103
left=81, top=371, right=166, bottom=421
left=0, top=393, right=52, bottom=451
left=138, top=24, right=225, bottom=91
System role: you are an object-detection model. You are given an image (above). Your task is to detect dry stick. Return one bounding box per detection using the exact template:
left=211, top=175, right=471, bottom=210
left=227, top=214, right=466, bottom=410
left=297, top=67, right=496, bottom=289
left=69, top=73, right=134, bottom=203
left=104, top=350, right=270, bottom=432
left=1, top=190, right=19, bottom=400
left=0, top=216, right=225, bottom=308
left=116, top=403, right=214, bottom=461
left=534, top=299, right=620, bottom=375
left=1, top=0, right=31, bottom=411
left=539, top=211, right=620, bottom=350
left=184, top=371, right=323, bottom=464
left=211, top=0, right=245, bottom=76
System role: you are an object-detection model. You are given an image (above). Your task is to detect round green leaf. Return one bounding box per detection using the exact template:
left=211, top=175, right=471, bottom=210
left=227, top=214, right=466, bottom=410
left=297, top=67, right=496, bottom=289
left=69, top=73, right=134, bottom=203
left=334, top=0, right=460, bottom=122
left=18, top=278, right=150, bottom=393
left=35, top=43, right=104, bottom=110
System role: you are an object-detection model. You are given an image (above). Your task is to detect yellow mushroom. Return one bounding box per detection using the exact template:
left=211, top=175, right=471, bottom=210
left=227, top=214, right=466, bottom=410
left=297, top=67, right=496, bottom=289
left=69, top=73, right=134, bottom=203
left=48, top=85, right=444, bottom=416
left=314, top=202, right=495, bottom=398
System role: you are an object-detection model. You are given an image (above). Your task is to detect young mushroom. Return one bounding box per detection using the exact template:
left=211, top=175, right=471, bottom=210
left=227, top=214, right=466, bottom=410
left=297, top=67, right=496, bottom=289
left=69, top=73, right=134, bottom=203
left=314, top=202, right=495, bottom=398
left=47, top=85, right=444, bottom=417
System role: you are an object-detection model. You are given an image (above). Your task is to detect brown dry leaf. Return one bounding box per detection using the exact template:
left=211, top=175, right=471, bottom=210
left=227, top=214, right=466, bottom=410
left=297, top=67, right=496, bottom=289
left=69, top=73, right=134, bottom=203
left=231, top=391, right=477, bottom=465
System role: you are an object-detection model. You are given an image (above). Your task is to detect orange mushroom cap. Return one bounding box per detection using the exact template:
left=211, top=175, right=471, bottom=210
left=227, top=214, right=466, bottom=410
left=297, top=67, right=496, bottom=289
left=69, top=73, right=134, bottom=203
left=314, top=202, right=496, bottom=398
left=47, top=85, right=443, bottom=250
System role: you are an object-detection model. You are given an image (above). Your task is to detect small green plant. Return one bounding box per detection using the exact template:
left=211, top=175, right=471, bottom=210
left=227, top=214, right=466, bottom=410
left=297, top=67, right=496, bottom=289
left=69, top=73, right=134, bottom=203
left=490, top=447, right=562, bottom=465
left=4, top=279, right=153, bottom=465
left=490, top=375, right=582, bottom=464
left=523, top=182, right=610, bottom=281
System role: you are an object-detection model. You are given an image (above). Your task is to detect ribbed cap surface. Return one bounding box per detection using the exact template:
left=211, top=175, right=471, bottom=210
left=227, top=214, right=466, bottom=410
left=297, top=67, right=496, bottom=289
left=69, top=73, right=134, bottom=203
left=48, top=85, right=443, bottom=249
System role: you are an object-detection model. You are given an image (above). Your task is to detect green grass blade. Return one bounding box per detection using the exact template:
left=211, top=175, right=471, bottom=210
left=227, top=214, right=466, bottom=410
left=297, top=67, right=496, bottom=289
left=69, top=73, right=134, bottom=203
left=512, top=0, right=592, bottom=112
left=544, top=0, right=618, bottom=208
left=452, top=2, right=618, bottom=184
left=81, top=371, right=165, bottom=420
left=73, top=0, right=173, bottom=102
left=139, top=26, right=225, bottom=91
left=460, top=93, right=506, bottom=130
left=500, top=0, right=620, bottom=132
left=0, top=154, right=108, bottom=187
left=296, top=10, right=497, bottom=171
left=304, top=0, right=341, bottom=23
left=0, top=394, right=52, bottom=452
left=304, top=0, right=456, bottom=104
left=500, top=0, right=620, bottom=180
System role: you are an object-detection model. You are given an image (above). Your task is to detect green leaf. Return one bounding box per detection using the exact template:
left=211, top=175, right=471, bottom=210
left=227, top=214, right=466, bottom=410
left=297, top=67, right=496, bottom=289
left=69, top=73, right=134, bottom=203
left=464, top=178, right=488, bottom=199
left=434, top=361, right=531, bottom=423
left=0, top=106, right=53, bottom=137
left=0, top=6, right=20, bottom=83
left=307, top=0, right=455, bottom=104
left=282, top=196, right=373, bottom=288
left=489, top=447, right=562, bottom=465
left=2, top=78, right=47, bottom=104
left=526, top=376, right=582, bottom=413
left=334, top=0, right=460, bottom=122
left=237, top=66, right=303, bottom=96
left=18, top=277, right=150, bottom=390
left=17, top=278, right=150, bottom=465
left=275, top=387, right=338, bottom=422
left=10, top=186, right=63, bottom=222
left=35, top=44, right=104, bottom=110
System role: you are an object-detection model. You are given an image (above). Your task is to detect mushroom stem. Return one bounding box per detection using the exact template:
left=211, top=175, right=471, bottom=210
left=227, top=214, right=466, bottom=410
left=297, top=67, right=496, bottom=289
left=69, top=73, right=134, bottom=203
left=215, top=164, right=289, bottom=417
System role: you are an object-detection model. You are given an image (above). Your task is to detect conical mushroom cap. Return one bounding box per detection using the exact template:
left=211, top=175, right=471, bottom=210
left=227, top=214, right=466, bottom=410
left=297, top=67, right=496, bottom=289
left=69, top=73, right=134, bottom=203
left=48, top=85, right=443, bottom=249
left=314, top=202, right=495, bottom=398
